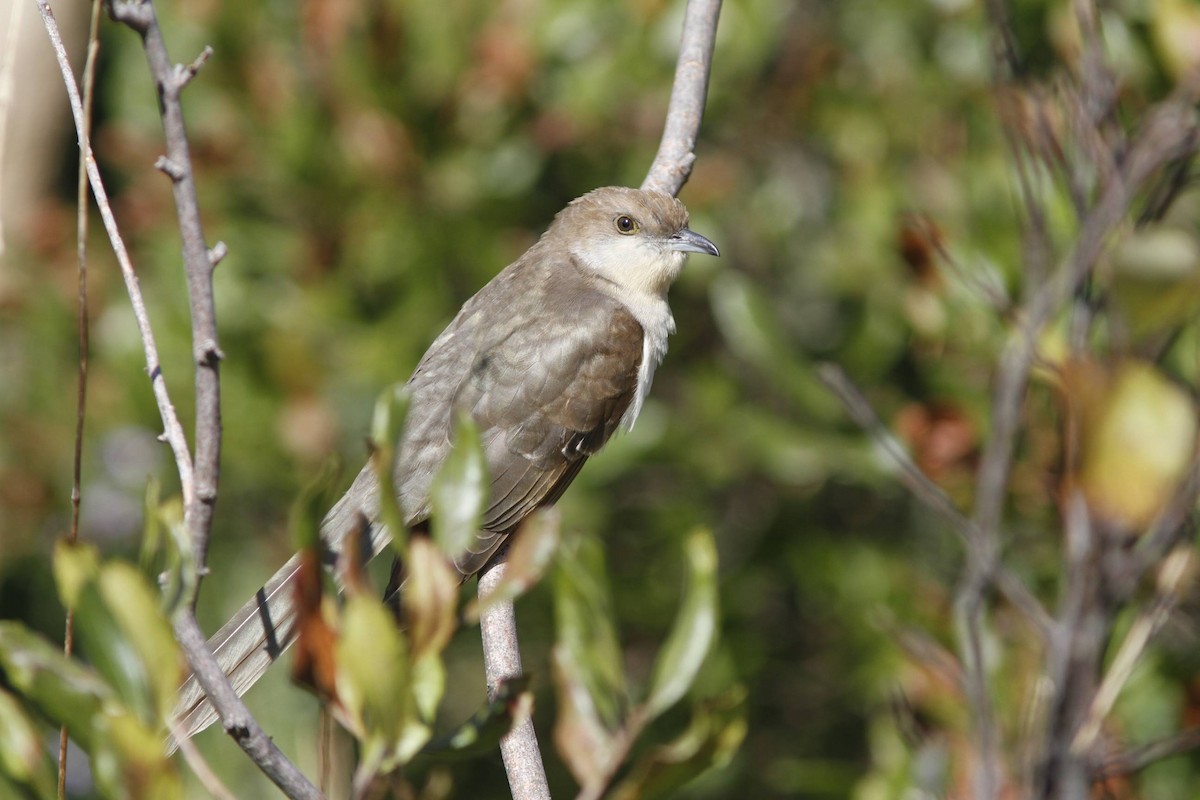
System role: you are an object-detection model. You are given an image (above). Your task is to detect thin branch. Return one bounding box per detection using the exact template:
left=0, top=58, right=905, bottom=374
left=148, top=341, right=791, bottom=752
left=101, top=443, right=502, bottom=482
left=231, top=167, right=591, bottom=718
left=478, top=560, right=551, bottom=800
left=1094, top=728, right=1200, bottom=781
left=169, top=716, right=237, bottom=800
left=173, top=611, right=324, bottom=799
left=60, top=2, right=104, bottom=795
left=1072, top=547, right=1192, bottom=756
left=39, top=2, right=321, bottom=796
left=479, top=4, right=725, bottom=798
left=816, top=363, right=1053, bottom=637
left=35, top=0, right=194, bottom=509
left=105, top=0, right=224, bottom=591
left=641, top=0, right=723, bottom=196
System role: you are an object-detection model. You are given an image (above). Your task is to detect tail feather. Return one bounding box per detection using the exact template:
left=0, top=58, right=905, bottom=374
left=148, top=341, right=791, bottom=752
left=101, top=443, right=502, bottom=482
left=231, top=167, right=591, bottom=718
left=170, top=466, right=385, bottom=747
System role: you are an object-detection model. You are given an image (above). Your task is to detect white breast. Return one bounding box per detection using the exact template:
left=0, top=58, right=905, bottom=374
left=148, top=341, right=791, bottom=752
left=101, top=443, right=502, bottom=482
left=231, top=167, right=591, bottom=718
left=618, top=294, right=676, bottom=431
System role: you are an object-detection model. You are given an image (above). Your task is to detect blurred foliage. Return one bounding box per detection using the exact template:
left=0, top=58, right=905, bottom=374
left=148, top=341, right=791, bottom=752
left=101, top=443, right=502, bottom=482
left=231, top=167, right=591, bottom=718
left=4, top=0, right=1200, bottom=797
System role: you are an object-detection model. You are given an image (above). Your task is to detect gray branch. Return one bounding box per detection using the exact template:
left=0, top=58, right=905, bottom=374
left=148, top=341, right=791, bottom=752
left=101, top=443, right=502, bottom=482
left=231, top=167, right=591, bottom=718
left=483, top=2, right=723, bottom=796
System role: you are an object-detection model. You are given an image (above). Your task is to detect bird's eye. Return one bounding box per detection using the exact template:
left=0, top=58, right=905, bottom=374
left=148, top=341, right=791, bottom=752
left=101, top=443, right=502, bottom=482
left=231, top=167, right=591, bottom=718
left=615, top=215, right=639, bottom=235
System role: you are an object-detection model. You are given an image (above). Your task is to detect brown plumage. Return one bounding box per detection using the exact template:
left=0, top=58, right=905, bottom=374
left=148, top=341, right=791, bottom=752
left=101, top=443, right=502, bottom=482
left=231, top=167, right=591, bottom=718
left=173, top=187, right=719, bottom=742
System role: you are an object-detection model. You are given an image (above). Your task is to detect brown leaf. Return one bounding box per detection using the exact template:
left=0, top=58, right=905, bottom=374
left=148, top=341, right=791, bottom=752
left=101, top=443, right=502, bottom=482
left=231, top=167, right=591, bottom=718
left=403, top=537, right=459, bottom=660
left=292, top=547, right=339, bottom=700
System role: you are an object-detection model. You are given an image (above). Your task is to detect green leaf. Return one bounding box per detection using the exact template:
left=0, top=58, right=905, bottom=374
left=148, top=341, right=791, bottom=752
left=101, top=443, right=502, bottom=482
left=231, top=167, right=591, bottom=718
left=553, top=531, right=628, bottom=731
left=0, top=623, right=111, bottom=751
left=370, top=384, right=412, bottom=559
left=96, top=563, right=183, bottom=722
left=423, top=676, right=533, bottom=756
left=54, top=545, right=182, bottom=725
left=335, top=593, right=420, bottom=763
left=612, top=688, right=747, bottom=800
left=290, top=459, right=342, bottom=552
left=0, top=688, right=56, bottom=798
left=644, top=528, right=720, bottom=720
left=430, top=411, right=487, bottom=562
left=465, top=508, right=561, bottom=622
left=153, top=497, right=195, bottom=616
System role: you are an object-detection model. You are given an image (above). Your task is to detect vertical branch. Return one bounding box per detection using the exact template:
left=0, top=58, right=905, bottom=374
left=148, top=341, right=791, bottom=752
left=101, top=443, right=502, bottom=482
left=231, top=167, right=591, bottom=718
left=39, top=1, right=321, bottom=796
left=104, top=0, right=224, bottom=588
left=480, top=4, right=724, bottom=798
left=641, top=0, right=723, bottom=197
left=479, top=561, right=552, bottom=800
left=59, top=4, right=104, bottom=795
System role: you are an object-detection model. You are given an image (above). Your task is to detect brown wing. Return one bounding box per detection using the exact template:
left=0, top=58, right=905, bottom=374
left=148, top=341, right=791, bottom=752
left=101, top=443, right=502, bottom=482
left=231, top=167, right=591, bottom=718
left=391, top=258, right=645, bottom=577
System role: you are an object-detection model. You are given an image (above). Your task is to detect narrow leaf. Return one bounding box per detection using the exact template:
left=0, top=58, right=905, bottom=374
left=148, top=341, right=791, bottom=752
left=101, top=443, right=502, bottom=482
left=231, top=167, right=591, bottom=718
left=404, top=537, right=459, bottom=662
left=553, top=531, right=628, bottom=730
left=370, top=385, right=412, bottom=559
left=430, top=411, right=487, bottom=562
left=612, top=688, right=747, bottom=800
left=0, top=623, right=112, bottom=751
left=423, top=676, right=533, bottom=756
left=465, top=508, right=561, bottom=622
left=644, top=528, right=720, bottom=719
left=0, top=688, right=56, bottom=798
left=552, top=644, right=615, bottom=789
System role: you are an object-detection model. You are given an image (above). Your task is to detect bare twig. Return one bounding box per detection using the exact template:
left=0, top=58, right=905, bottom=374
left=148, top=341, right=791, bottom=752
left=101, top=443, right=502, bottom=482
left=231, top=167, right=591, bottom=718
left=1072, top=547, right=1192, bottom=755
left=641, top=0, right=723, bottom=196
left=816, top=363, right=1054, bottom=638
left=59, top=2, right=103, bottom=795
left=39, top=1, right=323, bottom=796
left=105, top=0, right=224, bottom=590
left=1094, top=728, right=1200, bottom=781
left=0, top=0, right=23, bottom=256
left=174, top=612, right=324, bottom=799
left=479, top=561, right=552, bottom=800
left=169, top=716, right=237, bottom=800
left=35, top=0, right=194, bottom=513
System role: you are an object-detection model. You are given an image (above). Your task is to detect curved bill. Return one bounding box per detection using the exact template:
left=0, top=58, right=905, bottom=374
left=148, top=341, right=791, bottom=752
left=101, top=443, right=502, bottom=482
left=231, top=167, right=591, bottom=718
left=669, top=228, right=720, bottom=257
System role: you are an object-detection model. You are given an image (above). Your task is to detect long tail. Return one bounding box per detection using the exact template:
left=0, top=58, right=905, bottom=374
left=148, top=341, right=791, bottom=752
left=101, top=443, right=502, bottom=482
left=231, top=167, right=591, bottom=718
left=171, top=465, right=386, bottom=745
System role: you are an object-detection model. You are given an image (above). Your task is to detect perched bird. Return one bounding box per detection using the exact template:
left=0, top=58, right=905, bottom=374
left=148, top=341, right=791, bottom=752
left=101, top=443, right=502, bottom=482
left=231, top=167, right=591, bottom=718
left=173, top=186, right=719, bottom=741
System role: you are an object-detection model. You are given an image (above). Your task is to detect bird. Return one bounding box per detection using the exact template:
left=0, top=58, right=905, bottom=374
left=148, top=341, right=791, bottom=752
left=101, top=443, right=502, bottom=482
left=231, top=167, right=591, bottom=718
left=172, top=186, right=719, bottom=742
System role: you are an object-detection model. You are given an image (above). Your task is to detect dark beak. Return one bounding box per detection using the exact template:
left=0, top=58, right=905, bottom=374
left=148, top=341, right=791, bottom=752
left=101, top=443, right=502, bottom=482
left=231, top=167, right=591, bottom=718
left=668, top=227, right=720, bottom=257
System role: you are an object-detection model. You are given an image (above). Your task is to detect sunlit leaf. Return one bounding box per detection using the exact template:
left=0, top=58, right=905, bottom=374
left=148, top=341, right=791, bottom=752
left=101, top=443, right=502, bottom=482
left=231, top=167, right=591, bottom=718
left=404, top=537, right=459, bottom=724
left=404, top=536, right=459, bottom=661
left=552, top=644, right=614, bottom=789
left=645, top=528, right=720, bottom=719
left=370, top=385, right=412, bottom=559
left=465, top=508, right=561, bottom=622
left=54, top=545, right=181, bottom=724
left=1068, top=360, right=1197, bottom=530
left=335, top=594, right=412, bottom=749
left=430, top=411, right=487, bottom=562
left=96, top=563, right=183, bottom=723
left=612, top=688, right=748, bottom=800
left=0, top=688, right=55, bottom=798
left=553, top=531, right=628, bottom=731
left=0, top=624, right=110, bottom=750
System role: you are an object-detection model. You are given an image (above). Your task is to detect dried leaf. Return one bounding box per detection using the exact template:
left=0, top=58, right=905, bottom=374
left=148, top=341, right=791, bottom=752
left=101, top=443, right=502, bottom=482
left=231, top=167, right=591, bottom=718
left=403, top=537, right=459, bottom=661
left=292, top=548, right=339, bottom=701
left=552, top=645, right=614, bottom=789
left=465, top=508, right=560, bottom=622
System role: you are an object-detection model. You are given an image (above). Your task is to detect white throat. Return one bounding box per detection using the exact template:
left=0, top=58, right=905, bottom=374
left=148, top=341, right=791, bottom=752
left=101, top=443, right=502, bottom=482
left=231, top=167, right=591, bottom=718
left=572, top=238, right=686, bottom=430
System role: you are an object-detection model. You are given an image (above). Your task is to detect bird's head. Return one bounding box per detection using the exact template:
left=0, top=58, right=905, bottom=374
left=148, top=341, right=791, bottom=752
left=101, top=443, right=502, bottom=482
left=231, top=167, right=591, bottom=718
left=547, top=187, right=720, bottom=297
